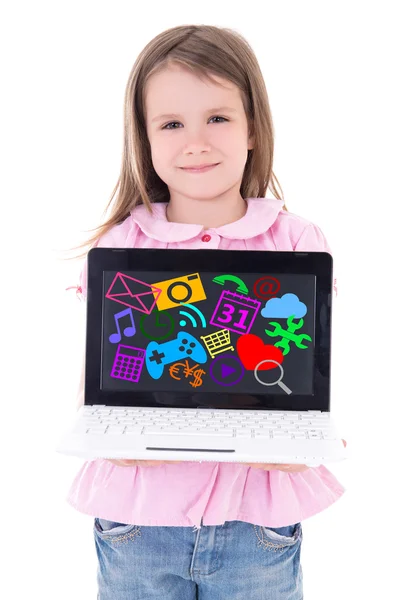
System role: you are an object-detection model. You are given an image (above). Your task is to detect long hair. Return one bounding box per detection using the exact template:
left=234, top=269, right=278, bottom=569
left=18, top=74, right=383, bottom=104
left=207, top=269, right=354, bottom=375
left=71, top=24, right=286, bottom=257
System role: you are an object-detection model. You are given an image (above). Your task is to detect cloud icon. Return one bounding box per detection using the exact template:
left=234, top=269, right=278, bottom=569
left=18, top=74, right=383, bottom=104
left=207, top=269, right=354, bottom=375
left=261, top=293, right=307, bottom=319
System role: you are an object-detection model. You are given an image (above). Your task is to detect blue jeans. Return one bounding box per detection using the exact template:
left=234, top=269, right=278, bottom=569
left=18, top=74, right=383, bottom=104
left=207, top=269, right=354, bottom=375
left=94, top=517, right=303, bottom=599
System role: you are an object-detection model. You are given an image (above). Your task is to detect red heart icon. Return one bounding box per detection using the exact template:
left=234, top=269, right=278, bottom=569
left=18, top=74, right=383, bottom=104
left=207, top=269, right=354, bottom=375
left=237, top=334, right=284, bottom=370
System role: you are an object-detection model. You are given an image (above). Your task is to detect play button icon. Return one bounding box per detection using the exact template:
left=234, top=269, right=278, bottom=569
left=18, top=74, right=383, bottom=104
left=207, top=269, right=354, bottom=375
left=209, top=356, right=245, bottom=387
left=221, top=364, right=236, bottom=378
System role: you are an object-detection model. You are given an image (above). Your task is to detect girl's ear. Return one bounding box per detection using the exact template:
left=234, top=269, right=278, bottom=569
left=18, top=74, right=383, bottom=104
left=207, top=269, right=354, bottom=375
left=248, top=122, right=256, bottom=149
left=248, top=133, right=256, bottom=150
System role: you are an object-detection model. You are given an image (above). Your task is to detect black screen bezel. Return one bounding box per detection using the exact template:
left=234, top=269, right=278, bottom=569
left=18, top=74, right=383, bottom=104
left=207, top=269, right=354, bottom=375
left=85, top=248, right=333, bottom=412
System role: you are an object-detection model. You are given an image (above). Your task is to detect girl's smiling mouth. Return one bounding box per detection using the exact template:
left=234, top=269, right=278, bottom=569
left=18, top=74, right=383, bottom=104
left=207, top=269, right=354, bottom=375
left=180, top=163, right=219, bottom=173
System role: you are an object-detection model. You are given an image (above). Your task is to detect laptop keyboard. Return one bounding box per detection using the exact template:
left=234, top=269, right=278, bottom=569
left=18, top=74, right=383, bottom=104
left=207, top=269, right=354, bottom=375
left=75, top=407, right=338, bottom=441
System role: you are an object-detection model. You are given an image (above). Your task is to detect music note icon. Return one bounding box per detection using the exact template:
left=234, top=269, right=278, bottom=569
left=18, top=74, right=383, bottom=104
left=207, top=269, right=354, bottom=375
left=109, top=308, right=136, bottom=343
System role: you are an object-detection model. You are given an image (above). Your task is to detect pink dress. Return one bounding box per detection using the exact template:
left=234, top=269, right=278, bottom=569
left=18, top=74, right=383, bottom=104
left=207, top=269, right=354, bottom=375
left=66, top=197, right=345, bottom=528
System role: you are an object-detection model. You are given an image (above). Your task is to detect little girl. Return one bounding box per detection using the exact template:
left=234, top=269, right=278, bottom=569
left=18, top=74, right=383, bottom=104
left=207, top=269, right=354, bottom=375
left=67, top=24, right=346, bottom=599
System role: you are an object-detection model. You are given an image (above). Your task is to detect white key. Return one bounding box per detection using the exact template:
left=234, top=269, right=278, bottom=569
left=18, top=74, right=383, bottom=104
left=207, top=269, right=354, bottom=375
left=167, top=427, right=205, bottom=433
left=87, top=427, right=108, bottom=434
left=144, top=427, right=232, bottom=436
left=124, top=426, right=144, bottom=434
left=106, top=426, right=126, bottom=434
left=143, top=427, right=188, bottom=434
left=191, top=429, right=234, bottom=436
left=253, top=427, right=273, bottom=433
left=235, top=430, right=253, bottom=437
left=311, top=413, right=330, bottom=419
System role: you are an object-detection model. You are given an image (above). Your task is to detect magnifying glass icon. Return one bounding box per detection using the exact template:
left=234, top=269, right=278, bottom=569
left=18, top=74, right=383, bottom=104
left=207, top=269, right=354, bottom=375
left=254, top=360, right=292, bottom=395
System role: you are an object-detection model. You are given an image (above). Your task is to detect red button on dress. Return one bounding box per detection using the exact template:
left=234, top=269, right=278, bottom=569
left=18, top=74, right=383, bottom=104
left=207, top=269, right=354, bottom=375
left=201, top=234, right=211, bottom=242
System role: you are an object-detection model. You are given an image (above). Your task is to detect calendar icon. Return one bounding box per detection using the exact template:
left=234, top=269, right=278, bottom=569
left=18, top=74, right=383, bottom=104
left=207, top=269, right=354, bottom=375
left=210, top=290, right=261, bottom=335
left=111, top=344, right=146, bottom=382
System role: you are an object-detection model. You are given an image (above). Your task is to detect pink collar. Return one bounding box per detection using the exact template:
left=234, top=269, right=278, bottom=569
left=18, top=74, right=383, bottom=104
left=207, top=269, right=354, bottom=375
left=130, top=197, right=284, bottom=242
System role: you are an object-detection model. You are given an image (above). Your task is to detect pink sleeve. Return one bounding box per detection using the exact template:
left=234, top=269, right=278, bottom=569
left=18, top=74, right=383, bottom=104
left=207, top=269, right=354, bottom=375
left=77, top=249, right=91, bottom=301
left=293, top=223, right=337, bottom=297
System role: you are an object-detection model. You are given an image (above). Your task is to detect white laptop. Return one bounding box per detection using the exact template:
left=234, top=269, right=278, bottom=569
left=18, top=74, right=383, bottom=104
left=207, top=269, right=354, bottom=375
left=56, top=247, right=347, bottom=467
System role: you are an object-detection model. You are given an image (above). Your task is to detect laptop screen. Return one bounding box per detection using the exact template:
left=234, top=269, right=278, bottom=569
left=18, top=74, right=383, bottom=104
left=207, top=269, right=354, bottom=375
left=100, top=270, right=316, bottom=397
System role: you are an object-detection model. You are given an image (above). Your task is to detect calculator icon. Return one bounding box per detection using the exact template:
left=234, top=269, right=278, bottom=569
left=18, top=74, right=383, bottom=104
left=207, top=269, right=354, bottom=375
left=111, top=344, right=146, bottom=382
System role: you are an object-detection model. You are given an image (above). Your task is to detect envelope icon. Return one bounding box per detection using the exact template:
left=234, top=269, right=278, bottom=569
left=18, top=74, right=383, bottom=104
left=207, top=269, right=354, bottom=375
left=105, top=272, right=162, bottom=314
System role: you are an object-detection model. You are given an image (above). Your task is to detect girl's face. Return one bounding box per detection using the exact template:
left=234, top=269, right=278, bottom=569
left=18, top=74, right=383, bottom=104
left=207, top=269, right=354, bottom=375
left=145, top=63, right=255, bottom=202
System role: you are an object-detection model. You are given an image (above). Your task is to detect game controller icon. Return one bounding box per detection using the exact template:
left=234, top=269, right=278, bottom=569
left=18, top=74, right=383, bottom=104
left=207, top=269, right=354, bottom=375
left=146, top=331, right=207, bottom=380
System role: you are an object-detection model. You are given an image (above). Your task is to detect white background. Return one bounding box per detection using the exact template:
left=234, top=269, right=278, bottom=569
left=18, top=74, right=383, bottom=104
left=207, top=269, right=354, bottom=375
left=2, top=1, right=398, bottom=598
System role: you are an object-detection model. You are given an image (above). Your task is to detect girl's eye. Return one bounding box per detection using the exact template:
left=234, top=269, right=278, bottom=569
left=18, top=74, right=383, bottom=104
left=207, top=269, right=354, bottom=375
left=161, top=116, right=228, bottom=130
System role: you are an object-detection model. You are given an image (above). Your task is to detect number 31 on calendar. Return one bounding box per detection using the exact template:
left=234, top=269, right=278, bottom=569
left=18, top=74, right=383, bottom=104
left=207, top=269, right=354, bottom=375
left=210, top=291, right=261, bottom=335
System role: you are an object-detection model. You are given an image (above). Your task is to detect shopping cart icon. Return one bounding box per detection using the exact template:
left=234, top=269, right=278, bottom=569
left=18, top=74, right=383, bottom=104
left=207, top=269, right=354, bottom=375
left=200, top=329, right=235, bottom=359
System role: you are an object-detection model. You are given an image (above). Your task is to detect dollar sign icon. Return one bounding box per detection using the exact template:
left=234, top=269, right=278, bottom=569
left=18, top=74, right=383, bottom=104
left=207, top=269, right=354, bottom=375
left=190, top=368, right=205, bottom=388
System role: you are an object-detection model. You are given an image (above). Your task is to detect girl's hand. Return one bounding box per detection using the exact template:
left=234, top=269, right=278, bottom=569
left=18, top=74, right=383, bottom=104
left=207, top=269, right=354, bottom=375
left=242, top=439, right=347, bottom=472
left=107, top=459, right=182, bottom=467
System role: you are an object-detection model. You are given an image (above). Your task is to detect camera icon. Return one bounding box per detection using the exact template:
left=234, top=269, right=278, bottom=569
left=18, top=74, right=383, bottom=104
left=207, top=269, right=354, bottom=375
left=153, top=273, right=207, bottom=311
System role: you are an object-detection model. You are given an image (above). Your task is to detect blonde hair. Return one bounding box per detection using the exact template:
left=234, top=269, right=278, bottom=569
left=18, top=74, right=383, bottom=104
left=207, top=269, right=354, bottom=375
left=72, top=24, right=286, bottom=257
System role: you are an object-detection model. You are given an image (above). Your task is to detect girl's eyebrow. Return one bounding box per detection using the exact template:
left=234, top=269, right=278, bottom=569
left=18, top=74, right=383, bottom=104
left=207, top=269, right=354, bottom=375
left=151, top=106, right=238, bottom=123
